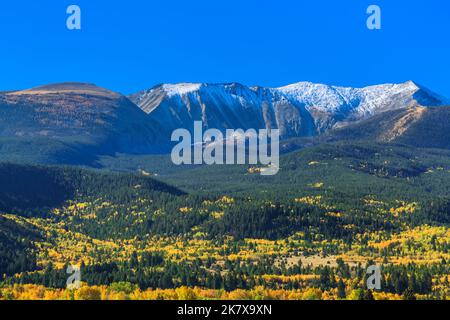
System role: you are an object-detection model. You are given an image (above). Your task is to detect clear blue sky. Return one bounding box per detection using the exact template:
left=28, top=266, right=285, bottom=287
left=1, top=0, right=449, bottom=96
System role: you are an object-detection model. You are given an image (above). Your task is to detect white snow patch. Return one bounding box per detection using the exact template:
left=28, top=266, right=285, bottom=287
left=162, top=83, right=202, bottom=97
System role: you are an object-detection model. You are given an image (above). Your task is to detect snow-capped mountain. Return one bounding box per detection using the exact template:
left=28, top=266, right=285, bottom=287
left=1, top=80, right=448, bottom=166
left=129, top=80, right=449, bottom=140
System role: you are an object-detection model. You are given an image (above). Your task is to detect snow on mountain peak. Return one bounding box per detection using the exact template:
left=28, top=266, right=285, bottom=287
left=273, top=80, right=444, bottom=114
left=276, top=81, right=349, bottom=111
left=128, top=80, right=448, bottom=140
left=162, top=83, right=202, bottom=97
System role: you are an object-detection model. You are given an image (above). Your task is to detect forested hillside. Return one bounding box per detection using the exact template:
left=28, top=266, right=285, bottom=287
left=2, top=142, right=450, bottom=300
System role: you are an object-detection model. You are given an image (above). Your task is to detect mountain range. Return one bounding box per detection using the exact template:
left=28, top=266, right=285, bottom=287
left=130, top=80, right=448, bottom=138
left=0, top=80, right=449, bottom=167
